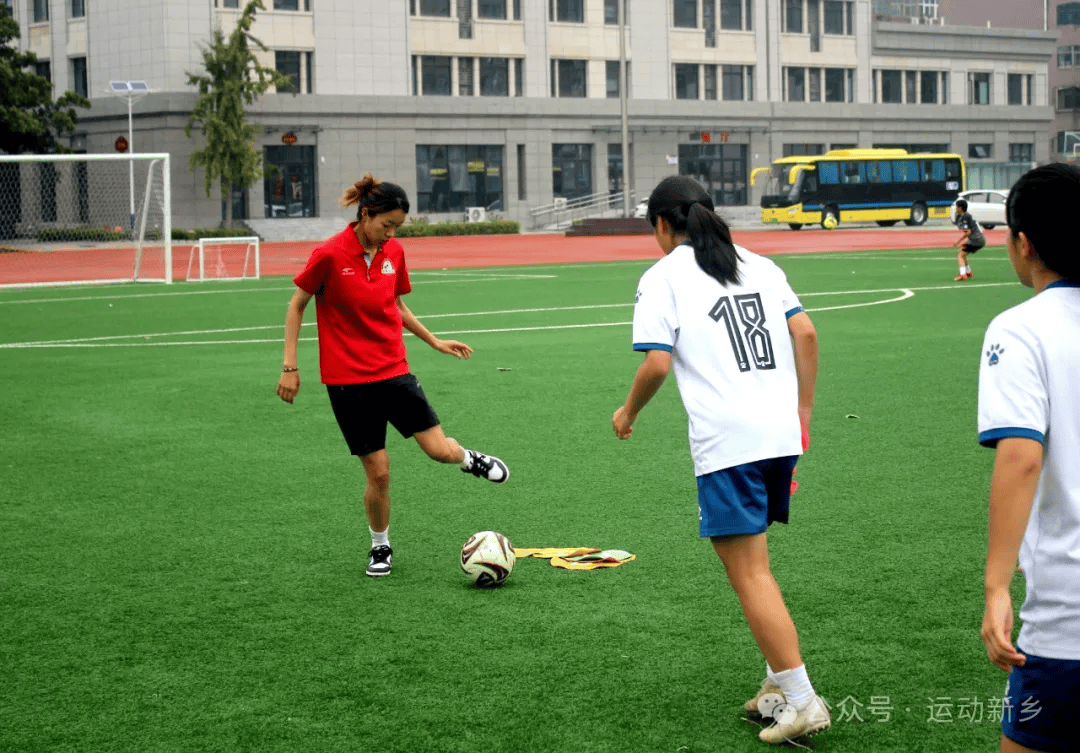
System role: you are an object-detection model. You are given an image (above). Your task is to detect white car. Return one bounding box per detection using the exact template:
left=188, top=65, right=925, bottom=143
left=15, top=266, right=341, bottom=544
left=632, top=200, right=649, bottom=219
left=956, top=189, right=1008, bottom=229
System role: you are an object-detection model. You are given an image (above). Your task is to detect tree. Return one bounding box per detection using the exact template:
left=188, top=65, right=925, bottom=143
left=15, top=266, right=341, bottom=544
left=185, top=0, right=291, bottom=225
left=0, top=10, right=90, bottom=154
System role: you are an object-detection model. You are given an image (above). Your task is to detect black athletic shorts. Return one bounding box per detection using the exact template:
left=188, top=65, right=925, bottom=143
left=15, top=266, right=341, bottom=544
left=326, top=373, right=440, bottom=457
left=963, top=241, right=985, bottom=254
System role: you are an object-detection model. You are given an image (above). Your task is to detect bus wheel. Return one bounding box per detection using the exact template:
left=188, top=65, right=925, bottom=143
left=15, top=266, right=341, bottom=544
left=821, top=208, right=839, bottom=230
left=876, top=220, right=897, bottom=227
left=788, top=223, right=803, bottom=230
left=905, top=202, right=928, bottom=226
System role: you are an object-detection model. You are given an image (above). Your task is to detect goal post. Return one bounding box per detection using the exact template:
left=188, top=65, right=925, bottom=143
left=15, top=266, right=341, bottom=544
left=0, top=152, right=172, bottom=287
left=183, top=236, right=261, bottom=282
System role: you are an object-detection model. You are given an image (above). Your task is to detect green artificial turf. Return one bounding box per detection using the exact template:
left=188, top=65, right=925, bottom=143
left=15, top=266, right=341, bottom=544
left=0, top=244, right=1029, bottom=752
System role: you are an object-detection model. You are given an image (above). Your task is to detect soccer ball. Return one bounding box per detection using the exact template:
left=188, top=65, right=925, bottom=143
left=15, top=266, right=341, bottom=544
left=460, top=530, right=516, bottom=588
left=823, top=215, right=838, bottom=229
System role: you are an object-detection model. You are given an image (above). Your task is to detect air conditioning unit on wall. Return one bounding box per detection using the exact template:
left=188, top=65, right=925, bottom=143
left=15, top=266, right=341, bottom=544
left=466, top=207, right=487, bottom=223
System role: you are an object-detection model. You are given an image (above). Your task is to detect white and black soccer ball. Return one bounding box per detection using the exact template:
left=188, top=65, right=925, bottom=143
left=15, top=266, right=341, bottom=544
left=460, top=530, right=516, bottom=588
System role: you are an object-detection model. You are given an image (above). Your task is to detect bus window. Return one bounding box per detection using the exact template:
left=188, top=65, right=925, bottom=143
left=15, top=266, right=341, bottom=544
left=819, top=162, right=839, bottom=184
left=866, top=161, right=892, bottom=183
left=945, top=159, right=961, bottom=181
left=922, top=160, right=945, bottom=181
left=842, top=162, right=864, bottom=184
left=896, top=160, right=918, bottom=182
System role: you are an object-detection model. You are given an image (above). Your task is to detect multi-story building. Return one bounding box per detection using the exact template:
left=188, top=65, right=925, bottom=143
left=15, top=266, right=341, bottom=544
left=8, top=0, right=1055, bottom=230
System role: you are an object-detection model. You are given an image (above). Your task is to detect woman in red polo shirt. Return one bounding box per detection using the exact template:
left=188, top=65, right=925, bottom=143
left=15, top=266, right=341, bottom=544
left=275, top=173, right=508, bottom=577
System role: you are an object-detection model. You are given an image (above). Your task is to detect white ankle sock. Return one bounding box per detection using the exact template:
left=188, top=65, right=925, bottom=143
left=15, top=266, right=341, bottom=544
left=460, top=449, right=473, bottom=469
left=773, top=665, right=816, bottom=710
left=766, top=662, right=777, bottom=683
left=370, top=526, right=389, bottom=548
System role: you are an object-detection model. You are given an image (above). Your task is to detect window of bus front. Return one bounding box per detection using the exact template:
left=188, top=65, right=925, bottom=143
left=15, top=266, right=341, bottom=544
left=921, top=159, right=945, bottom=182
left=818, top=162, right=839, bottom=184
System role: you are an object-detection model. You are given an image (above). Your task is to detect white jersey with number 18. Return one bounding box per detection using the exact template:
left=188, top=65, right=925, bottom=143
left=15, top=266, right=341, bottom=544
left=632, top=243, right=805, bottom=476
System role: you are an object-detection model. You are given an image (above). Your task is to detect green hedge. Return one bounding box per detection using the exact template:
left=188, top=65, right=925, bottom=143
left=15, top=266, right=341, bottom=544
left=395, top=219, right=520, bottom=238
left=171, top=227, right=256, bottom=241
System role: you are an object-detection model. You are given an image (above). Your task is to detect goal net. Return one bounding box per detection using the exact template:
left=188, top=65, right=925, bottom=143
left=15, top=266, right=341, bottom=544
left=0, top=153, right=172, bottom=287
left=183, top=236, right=261, bottom=281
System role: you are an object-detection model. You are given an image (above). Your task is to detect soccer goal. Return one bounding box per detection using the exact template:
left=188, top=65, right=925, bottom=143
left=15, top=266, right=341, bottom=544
left=183, top=236, right=261, bottom=282
left=0, top=153, right=172, bottom=287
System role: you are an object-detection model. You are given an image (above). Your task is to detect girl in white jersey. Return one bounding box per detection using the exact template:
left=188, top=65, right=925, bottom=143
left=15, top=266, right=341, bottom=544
left=979, top=163, right=1080, bottom=753
left=612, top=176, right=826, bottom=745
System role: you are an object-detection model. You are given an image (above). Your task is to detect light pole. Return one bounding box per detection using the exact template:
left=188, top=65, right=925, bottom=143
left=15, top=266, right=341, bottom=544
left=619, top=0, right=630, bottom=217
left=108, top=81, right=149, bottom=233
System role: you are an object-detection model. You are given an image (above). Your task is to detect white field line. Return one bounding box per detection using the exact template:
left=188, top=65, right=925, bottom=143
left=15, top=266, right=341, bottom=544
left=0, top=271, right=557, bottom=306
left=0, top=282, right=1018, bottom=349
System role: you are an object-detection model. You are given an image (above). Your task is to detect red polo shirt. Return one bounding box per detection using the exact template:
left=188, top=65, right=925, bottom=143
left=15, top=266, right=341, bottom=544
left=293, top=226, right=412, bottom=385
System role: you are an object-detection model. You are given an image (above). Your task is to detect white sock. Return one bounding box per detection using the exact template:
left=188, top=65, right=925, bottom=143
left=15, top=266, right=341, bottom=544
left=370, top=526, right=389, bottom=548
left=460, top=449, right=473, bottom=469
left=773, top=665, right=816, bottom=710
left=766, top=662, right=777, bottom=683
left=964, top=266, right=972, bottom=275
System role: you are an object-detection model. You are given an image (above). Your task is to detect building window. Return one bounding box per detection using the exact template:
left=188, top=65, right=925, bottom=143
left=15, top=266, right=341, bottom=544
left=514, top=58, right=523, bottom=96
left=783, top=144, right=825, bottom=157
left=276, top=51, right=301, bottom=93
left=722, top=65, right=751, bottom=101
left=1059, top=2, right=1080, bottom=25
left=786, top=67, right=805, bottom=101
left=419, top=55, right=452, bottom=95
left=608, top=143, right=624, bottom=196
left=824, top=0, right=852, bottom=34
left=552, top=143, right=593, bottom=199
left=416, top=145, right=504, bottom=214
left=605, top=0, right=619, bottom=24
left=880, top=70, right=902, bottom=103
left=1007, top=73, right=1023, bottom=106
left=785, top=0, right=803, bottom=32
left=71, top=0, right=84, bottom=17
left=517, top=144, right=526, bottom=200
left=480, top=57, right=509, bottom=96
left=720, top=0, right=742, bottom=29
left=273, top=0, right=310, bottom=10
left=704, top=64, right=718, bottom=100
left=1057, top=86, right=1080, bottom=110
left=807, top=67, right=821, bottom=101
left=414, top=0, right=451, bottom=14
left=968, top=144, right=993, bottom=159
left=679, top=143, right=748, bottom=205
left=904, top=70, right=916, bottom=103
left=33, top=0, right=48, bottom=22
left=675, top=63, right=699, bottom=99
left=1059, top=45, right=1080, bottom=67
left=920, top=70, right=937, bottom=103
left=551, top=0, right=584, bottom=22
left=674, top=0, right=697, bottom=27
left=823, top=68, right=852, bottom=103
left=1009, top=143, right=1032, bottom=162
left=606, top=60, right=620, bottom=98
left=552, top=59, right=586, bottom=97
left=35, top=60, right=51, bottom=82
left=71, top=57, right=87, bottom=98
left=969, top=72, right=991, bottom=105
left=221, top=0, right=240, bottom=7
left=459, top=57, right=475, bottom=96
left=478, top=0, right=507, bottom=18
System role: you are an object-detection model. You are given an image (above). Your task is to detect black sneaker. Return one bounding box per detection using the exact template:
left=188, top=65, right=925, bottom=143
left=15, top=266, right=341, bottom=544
left=367, top=545, right=393, bottom=577
left=462, top=450, right=509, bottom=484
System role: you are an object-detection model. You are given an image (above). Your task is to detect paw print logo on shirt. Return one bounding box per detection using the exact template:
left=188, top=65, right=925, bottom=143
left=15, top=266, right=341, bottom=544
left=381, top=259, right=395, bottom=275
left=986, top=344, right=1004, bottom=366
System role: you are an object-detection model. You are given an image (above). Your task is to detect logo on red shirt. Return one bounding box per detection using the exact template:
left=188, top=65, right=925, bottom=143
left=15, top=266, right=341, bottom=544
left=341, top=268, right=355, bottom=276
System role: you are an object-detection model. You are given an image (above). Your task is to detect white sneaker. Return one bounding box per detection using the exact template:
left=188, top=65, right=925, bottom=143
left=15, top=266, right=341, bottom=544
left=758, top=695, right=831, bottom=745
left=366, top=545, right=393, bottom=577
left=462, top=450, right=509, bottom=483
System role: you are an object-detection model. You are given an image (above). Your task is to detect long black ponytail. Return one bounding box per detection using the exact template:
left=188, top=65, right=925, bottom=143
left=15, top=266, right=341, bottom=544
left=646, top=176, right=741, bottom=286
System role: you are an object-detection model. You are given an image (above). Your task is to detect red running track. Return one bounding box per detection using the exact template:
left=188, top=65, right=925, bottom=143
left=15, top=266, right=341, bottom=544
left=0, top=226, right=1006, bottom=286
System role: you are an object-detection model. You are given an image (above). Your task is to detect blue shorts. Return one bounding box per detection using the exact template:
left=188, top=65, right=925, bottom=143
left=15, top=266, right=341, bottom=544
left=1002, top=652, right=1080, bottom=753
left=696, top=456, right=798, bottom=538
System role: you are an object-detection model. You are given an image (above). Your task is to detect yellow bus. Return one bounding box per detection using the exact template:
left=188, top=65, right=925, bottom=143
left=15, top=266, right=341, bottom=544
left=751, top=148, right=966, bottom=230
